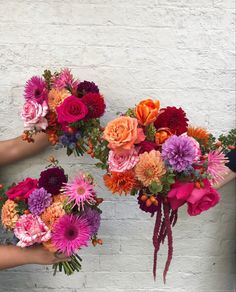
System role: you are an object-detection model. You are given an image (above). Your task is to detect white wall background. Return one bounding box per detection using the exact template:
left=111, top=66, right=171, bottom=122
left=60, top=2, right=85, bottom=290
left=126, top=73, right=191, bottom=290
left=0, top=0, right=235, bottom=291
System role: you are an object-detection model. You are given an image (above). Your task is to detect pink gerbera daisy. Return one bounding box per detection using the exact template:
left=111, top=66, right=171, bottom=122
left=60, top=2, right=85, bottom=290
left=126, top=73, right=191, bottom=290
left=207, top=150, right=228, bottom=184
left=24, top=76, right=48, bottom=103
left=62, top=174, right=96, bottom=210
left=52, top=214, right=91, bottom=256
left=53, top=68, right=79, bottom=91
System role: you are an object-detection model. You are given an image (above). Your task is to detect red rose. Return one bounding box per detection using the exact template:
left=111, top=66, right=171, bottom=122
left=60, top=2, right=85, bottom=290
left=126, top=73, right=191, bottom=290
left=56, top=95, right=88, bottom=124
left=6, top=178, right=38, bottom=200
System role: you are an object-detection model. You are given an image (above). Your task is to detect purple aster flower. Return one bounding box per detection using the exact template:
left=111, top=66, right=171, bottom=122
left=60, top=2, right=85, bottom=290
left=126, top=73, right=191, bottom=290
left=77, top=81, right=99, bottom=97
left=81, top=207, right=101, bottom=235
left=38, top=167, right=67, bottom=195
left=24, top=76, right=48, bottom=103
left=28, top=187, right=52, bottom=215
left=162, top=135, right=196, bottom=172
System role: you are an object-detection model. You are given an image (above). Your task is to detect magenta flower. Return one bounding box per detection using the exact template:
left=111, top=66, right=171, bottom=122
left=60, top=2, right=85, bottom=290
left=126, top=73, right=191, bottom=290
left=14, top=214, right=51, bottom=247
left=24, top=76, right=48, bottom=103
left=62, top=174, right=96, bottom=210
left=52, top=214, right=91, bottom=256
left=53, top=68, right=79, bottom=91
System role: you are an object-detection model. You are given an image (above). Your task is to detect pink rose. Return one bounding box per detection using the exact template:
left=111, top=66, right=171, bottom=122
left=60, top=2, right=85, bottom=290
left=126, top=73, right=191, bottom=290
left=167, top=181, right=195, bottom=210
left=56, top=95, right=88, bottom=124
left=187, top=180, right=220, bottom=216
left=6, top=178, right=38, bottom=200
left=14, top=214, right=51, bottom=247
left=21, top=100, right=48, bottom=130
left=108, top=148, right=139, bottom=172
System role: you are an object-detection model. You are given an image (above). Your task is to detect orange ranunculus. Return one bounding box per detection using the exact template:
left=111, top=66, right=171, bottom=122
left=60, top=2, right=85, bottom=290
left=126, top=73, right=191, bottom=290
left=103, top=116, right=145, bottom=151
left=135, top=99, right=160, bottom=126
left=155, top=127, right=172, bottom=145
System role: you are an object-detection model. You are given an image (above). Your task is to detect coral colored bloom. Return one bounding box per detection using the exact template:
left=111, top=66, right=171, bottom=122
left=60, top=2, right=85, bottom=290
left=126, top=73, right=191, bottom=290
left=1, top=200, right=19, bottom=230
left=48, top=88, right=70, bottom=111
left=52, top=214, right=91, bottom=256
left=104, top=170, right=137, bottom=195
left=108, top=148, right=139, bottom=172
left=21, top=100, right=48, bottom=131
left=187, top=180, right=220, bottom=216
left=56, top=95, right=88, bottom=124
left=28, top=187, right=52, bottom=216
left=187, top=126, right=209, bottom=146
left=62, top=174, right=96, bottom=210
left=135, top=99, right=160, bottom=126
left=14, top=214, right=51, bottom=247
left=155, top=128, right=172, bottom=145
left=135, top=150, right=166, bottom=187
left=6, top=178, right=38, bottom=200
left=81, top=92, right=106, bottom=119
left=24, top=76, right=47, bottom=103
left=41, top=201, right=65, bottom=229
left=207, top=150, right=228, bottom=184
left=103, top=116, right=145, bottom=151
left=53, top=68, right=79, bottom=91
left=154, top=106, right=188, bottom=136
left=162, top=135, right=196, bottom=172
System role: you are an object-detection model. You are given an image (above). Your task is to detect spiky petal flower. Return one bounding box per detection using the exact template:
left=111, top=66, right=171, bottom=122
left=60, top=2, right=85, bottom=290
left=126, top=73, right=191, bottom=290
left=162, top=135, right=196, bottom=172
left=53, top=68, right=79, bottom=91
left=62, top=174, right=96, bottom=210
left=24, top=76, right=48, bottom=103
left=28, top=187, right=52, bottom=216
left=207, top=150, right=228, bottom=184
left=52, top=214, right=91, bottom=256
left=81, top=207, right=101, bottom=236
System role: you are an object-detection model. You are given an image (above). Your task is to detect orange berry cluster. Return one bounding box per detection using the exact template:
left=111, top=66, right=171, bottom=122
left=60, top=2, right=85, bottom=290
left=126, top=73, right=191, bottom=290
left=22, top=131, right=34, bottom=143
left=92, top=238, right=103, bottom=246
left=140, top=194, right=159, bottom=207
left=48, top=132, right=59, bottom=145
left=87, top=140, right=95, bottom=158
left=215, top=141, right=235, bottom=150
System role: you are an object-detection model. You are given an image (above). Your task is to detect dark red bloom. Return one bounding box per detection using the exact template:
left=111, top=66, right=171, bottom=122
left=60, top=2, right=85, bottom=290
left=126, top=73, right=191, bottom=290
left=81, top=93, right=106, bottom=119
left=77, top=81, right=99, bottom=97
left=138, top=141, right=159, bottom=154
left=154, top=107, right=188, bottom=136
left=38, top=167, right=67, bottom=195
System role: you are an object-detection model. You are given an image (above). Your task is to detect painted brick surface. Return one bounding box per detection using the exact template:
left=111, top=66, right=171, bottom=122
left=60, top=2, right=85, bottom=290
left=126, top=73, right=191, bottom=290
left=0, top=0, right=235, bottom=291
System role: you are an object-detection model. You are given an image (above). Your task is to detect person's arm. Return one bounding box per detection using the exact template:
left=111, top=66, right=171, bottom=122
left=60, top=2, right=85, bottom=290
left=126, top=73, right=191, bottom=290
left=214, top=169, right=236, bottom=189
left=0, top=245, right=69, bottom=270
left=0, top=132, right=49, bottom=167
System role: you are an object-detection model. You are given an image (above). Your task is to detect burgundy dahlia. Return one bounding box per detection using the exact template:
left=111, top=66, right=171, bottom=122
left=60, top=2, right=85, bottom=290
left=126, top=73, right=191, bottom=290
left=154, top=106, right=188, bottom=136
left=77, top=81, right=99, bottom=97
left=38, top=167, right=67, bottom=195
left=81, top=93, right=106, bottom=119
left=138, top=141, right=159, bottom=154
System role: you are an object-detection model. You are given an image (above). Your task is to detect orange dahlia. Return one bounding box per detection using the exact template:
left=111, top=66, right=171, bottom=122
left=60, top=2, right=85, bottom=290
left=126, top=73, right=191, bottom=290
left=41, top=201, right=65, bottom=229
left=187, top=126, right=209, bottom=146
left=103, top=170, right=137, bottom=195
left=135, top=150, right=166, bottom=187
left=53, top=194, right=67, bottom=204
left=1, top=200, right=19, bottom=230
left=48, top=88, right=70, bottom=111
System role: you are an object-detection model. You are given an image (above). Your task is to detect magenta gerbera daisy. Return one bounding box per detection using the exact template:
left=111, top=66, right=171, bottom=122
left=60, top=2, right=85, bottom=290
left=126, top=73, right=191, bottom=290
left=52, top=214, right=91, bottom=256
left=62, top=174, right=96, bottom=210
left=24, top=76, right=48, bottom=103
left=207, top=150, right=228, bottom=184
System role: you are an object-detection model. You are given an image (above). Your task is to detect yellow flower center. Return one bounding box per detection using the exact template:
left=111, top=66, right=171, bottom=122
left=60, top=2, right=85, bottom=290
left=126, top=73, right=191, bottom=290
left=144, top=169, right=154, bottom=178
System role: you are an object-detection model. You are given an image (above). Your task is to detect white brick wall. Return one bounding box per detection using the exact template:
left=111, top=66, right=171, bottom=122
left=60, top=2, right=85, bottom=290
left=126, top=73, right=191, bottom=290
left=0, top=0, right=235, bottom=291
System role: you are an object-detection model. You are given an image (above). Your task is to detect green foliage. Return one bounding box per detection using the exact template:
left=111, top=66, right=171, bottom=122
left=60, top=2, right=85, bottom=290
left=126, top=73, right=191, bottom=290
left=16, top=201, right=28, bottom=215
left=149, top=181, right=163, bottom=193
left=0, top=187, right=7, bottom=210
left=218, top=128, right=236, bottom=148
left=125, top=108, right=136, bottom=118
left=145, top=123, right=156, bottom=142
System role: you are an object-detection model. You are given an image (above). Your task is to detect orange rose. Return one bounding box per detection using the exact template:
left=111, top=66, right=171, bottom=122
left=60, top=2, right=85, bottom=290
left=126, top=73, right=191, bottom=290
left=103, top=116, right=145, bottom=151
left=155, top=127, right=172, bottom=145
left=135, top=99, right=160, bottom=126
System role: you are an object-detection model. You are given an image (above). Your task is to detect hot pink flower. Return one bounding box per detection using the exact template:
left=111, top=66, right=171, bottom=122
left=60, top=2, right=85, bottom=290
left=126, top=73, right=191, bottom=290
left=14, top=214, right=51, bottom=247
left=6, top=178, right=38, bottom=200
left=56, top=95, right=88, bottom=125
left=108, top=148, right=139, bottom=172
left=207, top=150, right=228, bottom=184
left=53, top=68, right=79, bottom=91
left=21, top=100, right=48, bottom=130
left=187, top=179, right=220, bottom=216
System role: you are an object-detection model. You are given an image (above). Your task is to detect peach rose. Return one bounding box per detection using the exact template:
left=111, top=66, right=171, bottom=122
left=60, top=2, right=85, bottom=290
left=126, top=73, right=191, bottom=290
left=103, top=116, right=145, bottom=151
left=135, top=99, right=160, bottom=126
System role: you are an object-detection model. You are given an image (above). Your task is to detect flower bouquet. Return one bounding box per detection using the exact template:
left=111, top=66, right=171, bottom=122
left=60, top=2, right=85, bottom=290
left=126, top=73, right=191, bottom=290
left=0, top=157, right=103, bottom=275
left=21, top=68, right=106, bottom=156
left=94, top=99, right=235, bottom=282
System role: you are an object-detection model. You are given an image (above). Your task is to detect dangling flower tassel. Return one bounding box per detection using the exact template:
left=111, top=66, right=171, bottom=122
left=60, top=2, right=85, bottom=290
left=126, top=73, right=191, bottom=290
left=152, top=202, right=162, bottom=280
left=163, top=202, right=173, bottom=284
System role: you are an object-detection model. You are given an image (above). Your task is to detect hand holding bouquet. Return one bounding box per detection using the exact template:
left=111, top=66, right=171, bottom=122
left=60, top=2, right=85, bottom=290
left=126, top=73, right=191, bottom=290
left=21, top=68, right=106, bottom=156
left=0, top=157, right=103, bottom=275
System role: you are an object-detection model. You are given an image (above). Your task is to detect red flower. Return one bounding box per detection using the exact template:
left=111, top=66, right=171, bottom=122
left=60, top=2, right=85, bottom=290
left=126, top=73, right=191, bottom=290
left=154, top=106, right=188, bottom=136
left=81, top=93, right=106, bottom=119
left=6, top=178, right=38, bottom=200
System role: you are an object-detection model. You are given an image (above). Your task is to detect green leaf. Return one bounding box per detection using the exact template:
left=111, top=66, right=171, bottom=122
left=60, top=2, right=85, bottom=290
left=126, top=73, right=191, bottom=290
left=149, top=181, right=163, bottom=194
